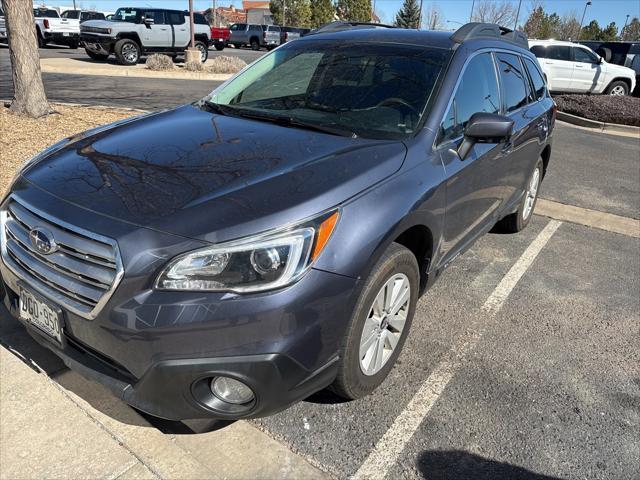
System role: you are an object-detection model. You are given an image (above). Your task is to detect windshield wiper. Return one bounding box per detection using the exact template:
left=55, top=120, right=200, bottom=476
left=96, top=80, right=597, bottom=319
left=216, top=106, right=358, bottom=138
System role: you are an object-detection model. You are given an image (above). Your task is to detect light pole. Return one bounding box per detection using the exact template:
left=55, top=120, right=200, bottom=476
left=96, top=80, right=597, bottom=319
left=623, top=14, right=630, bottom=29
left=469, top=0, right=475, bottom=22
left=578, top=1, right=592, bottom=40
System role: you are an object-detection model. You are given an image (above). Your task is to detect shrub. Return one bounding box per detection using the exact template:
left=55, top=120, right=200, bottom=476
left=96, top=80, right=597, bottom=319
left=207, top=55, right=247, bottom=74
left=145, top=54, right=174, bottom=71
left=554, top=94, right=640, bottom=127
left=184, top=60, right=205, bottom=72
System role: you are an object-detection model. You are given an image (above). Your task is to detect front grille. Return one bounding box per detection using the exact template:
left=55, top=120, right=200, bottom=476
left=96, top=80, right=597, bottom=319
left=80, top=26, right=110, bottom=35
left=0, top=196, right=123, bottom=319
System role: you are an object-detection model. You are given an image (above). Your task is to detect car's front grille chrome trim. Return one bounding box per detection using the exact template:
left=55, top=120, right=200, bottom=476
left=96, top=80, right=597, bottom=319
left=0, top=195, right=124, bottom=319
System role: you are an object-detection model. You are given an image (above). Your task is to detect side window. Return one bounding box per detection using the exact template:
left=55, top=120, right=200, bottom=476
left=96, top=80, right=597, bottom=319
left=146, top=11, right=165, bottom=25
left=167, top=12, right=185, bottom=25
left=439, top=53, right=500, bottom=144
left=573, top=47, right=598, bottom=64
left=496, top=53, right=528, bottom=114
left=523, top=57, right=546, bottom=100
left=546, top=46, right=571, bottom=61
left=530, top=45, right=547, bottom=59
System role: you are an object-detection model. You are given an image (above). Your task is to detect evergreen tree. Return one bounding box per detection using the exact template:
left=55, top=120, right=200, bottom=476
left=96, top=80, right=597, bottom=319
left=270, top=0, right=312, bottom=27
left=600, top=22, right=618, bottom=41
left=523, top=5, right=546, bottom=38
left=311, top=0, right=335, bottom=27
left=337, top=0, right=372, bottom=22
left=580, top=19, right=601, bottom=40
left=394, top=0, right=421, bottom=29
left=620, top=17, right=640, bottom=41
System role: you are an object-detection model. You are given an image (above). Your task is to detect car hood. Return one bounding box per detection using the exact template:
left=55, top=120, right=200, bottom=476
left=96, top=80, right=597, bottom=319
left=604, top=61, right=636, bottom=77
left=20, top=104, right=407, bottom=244
left=81, top=19, right=127, bottom=29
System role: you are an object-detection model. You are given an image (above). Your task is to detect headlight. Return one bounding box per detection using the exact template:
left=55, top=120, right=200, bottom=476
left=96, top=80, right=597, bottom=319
left=155, top=211, right=339, bottom=292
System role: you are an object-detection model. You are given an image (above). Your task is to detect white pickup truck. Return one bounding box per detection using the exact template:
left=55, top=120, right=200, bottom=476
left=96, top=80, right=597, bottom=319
left=34, top=6, right=80, bottom=48
left=0, top=5, right=7, bottom=43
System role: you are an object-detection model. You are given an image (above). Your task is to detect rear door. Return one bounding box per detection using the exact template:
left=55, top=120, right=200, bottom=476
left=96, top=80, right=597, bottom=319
left=437, top=52, right=511, bottom=260
left=532, top=44, right=573, bottom=91
left=142, top=10, right=171, bottom=47
left=570, top=46, right=603, bottom=93
left=168, top=11, right=189, bottom=48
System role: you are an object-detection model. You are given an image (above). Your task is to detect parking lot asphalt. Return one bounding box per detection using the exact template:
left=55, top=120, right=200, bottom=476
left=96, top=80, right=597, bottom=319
left=1, top=43, right=639, bottom=479
left=0, top=45, right=265, bottom=110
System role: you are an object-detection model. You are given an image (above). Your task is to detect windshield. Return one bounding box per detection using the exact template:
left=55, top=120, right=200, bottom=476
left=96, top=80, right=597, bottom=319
left=112, top=8, right=142, bottom=23
left=61, top=10, right=79, bottom=19
left=208, top=41, right=450, bottom=140
left=34, top=8, right=59, bottom=18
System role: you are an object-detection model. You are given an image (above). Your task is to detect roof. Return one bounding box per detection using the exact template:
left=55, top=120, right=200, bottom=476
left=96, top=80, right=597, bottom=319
left=528, top=39, right=579, bottom=46
left=242, top=1, right=269, bottom=10
left=301, top=28, right=457, bottom=50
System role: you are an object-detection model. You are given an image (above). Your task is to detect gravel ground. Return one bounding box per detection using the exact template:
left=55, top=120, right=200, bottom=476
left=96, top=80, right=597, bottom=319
left=0, top=104, right=137, bottom=194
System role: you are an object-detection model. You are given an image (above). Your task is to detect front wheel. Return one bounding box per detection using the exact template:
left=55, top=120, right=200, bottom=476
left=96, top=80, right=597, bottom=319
left=214, top=43, right=225, bottom=51
left=330, top=243, right=419, bottom=400
left=250, top=38, right=260, bottom=51
left=606, top=80, right=629, bottom=96
left=496, top=157, right=543, bottom=233
left=114, top=38, right=140, bottom=65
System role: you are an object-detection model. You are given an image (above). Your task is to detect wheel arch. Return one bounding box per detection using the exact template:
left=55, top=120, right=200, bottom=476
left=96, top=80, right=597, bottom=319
left=393, top=225, right=434, bottom=293
left=116, top=32, right=142, bottom=46
left=606, top=77, right=632, bottom=92
left=540, top=144, right=551, bottom=179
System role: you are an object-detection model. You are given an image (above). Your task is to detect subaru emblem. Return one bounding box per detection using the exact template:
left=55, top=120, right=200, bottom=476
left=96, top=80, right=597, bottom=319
left=29, top=228, right=58, bottom=255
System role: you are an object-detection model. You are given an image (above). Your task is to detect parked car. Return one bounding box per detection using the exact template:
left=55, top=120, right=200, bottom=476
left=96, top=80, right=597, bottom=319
left=1, top=22, right=555, bottom=421
left=210, top=26, right=230, bottom=51
left=0, top=6, right=6, bottom=44
left=280, top=26, right=301, bottom=44
left=530, top=39, right=636, bottom=95
left=588, top=41, right=640, bottom=96
left=261, top=24, right=281, bottom=50
left=228, top=23, right=263, bottom=50
left=80, top=7, right=211, bottom=65
left=61, top=9, right=106, bottom=23
left=34, top=7, right=80, bottom=48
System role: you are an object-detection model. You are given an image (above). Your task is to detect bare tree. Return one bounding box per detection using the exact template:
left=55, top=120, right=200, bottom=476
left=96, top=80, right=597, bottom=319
left=3, top=0, right=50, bottom=118
left=423, top=3, right=445, bottom=30
left=558, top=10, right=581, bottom=40
left=472, top=0, right=516, bottom=27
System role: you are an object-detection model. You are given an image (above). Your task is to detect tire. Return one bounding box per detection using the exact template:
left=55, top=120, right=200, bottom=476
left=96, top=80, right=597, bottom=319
left=266, top=45, right=275, bottom=51
left=214, top=43, right=224, bottom=51
left=330, top=243, right=419, bottom=400
left=69, top=40, right=79, bottom=49
left=250, top=38, right=260, bottom=50
left=605, top=80, right=629, bottom=96
left=85, top=49, right=109, bottom=61
left=37, top=33, right=46, bottom=48
left=496, top=157, right=543, bottom=233
left=114, top=38, right=140, bottom=65
left=194, top=40, right=208, bottom=62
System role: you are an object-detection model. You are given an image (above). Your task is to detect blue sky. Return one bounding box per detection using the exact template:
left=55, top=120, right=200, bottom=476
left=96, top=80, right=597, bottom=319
left=56, top=0, right=640, bottom=29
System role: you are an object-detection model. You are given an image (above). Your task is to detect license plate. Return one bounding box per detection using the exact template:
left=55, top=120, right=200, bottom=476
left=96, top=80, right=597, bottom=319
left=63, top=32, right=69, bottom=36
left=19, top=287, right=63, bottom=344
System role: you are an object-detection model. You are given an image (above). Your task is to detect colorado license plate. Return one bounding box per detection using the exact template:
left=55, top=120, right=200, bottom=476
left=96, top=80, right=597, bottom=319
left=19, top=287, right=63, bottom=344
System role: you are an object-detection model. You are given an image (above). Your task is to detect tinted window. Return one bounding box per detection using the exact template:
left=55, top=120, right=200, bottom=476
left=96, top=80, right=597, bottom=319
left=249, top=24, right=262, bottom=31
left=231, top=23, right=247, bottom=30
left=546, top=45, right=571, bottom=61
left=34, top=8, right=59, bottom=18
left=212, top=42, right=450, bottom=140
left=440, top=53, right=500, bottom=144
left=113, top=8, right=143, bottom=22
left=194, top=13, right=208, bottom=25
left=496, top=53, right=528, bottom=113
left=167, top=11, right=185, bottom=25
left=145, top=11, right=165, bottom=24
left=573, top=47, right=598, bottom=63
left=523, top=57, right=546, bottom=100
left=61, top=10, right=80, bottom=19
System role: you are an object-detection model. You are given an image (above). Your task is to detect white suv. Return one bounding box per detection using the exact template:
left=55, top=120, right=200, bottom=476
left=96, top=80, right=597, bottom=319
left=529, top=40, right=636, bottom=95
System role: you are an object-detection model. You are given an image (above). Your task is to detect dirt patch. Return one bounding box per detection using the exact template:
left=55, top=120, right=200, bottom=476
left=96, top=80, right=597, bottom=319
left=554, top=94, right=640, bottom=127
left=0, top=104, right=137, bottom=195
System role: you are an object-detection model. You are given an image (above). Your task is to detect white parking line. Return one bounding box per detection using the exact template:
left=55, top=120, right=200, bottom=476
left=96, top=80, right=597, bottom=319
left=353, top=220, right=563, bottom=480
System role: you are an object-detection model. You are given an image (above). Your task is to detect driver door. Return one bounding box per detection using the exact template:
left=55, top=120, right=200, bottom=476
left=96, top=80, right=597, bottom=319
left=142, top=10, right=171, bottom=47
left=570, top=46, right=604, bottom=93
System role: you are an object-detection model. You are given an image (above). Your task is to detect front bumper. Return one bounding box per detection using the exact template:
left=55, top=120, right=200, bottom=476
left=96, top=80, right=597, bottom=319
left=0, top=189, right=358, bottom=420
left=81, top=33, right=115, bottom=54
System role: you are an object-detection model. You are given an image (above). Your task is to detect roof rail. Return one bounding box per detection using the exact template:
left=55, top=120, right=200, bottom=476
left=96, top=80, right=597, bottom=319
left=450, top=22, right=528, bottom=49
left=306, top=21, right=396, bottom=36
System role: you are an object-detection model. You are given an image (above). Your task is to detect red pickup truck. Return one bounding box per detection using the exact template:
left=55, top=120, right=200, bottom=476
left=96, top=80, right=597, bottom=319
left=210, top=26, right=230, bottom=51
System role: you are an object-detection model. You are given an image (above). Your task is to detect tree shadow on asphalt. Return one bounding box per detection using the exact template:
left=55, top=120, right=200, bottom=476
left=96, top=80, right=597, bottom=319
left=417, top=450, right=563, bottom=480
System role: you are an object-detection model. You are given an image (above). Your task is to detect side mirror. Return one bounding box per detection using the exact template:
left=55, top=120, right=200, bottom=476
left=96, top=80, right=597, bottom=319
left=458, top=112, right=514, bottom=160
left=144, top=17, right=154, bottom=27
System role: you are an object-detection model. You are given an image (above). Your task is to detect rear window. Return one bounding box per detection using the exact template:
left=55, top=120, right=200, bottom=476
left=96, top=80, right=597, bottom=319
left=194, top=13, right=208, bottom=25
left=496, top=53, right=529, bottom=113
left=61, top=10, right=80, bottom=19
left=34, top=8, right=60, bottom=18
left=230, top=23, right=247, bottom=30
left=523, top=57, right=546, bottom=100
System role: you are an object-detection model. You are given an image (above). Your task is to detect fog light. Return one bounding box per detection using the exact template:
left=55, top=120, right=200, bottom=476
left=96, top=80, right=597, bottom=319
left=210, top=376, right=254, bottom=405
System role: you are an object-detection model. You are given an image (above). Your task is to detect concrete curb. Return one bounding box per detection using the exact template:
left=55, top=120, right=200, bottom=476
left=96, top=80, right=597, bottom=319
left=40, top=57, right=233, bottom=82
left=557, top=110, right=640, bottom=136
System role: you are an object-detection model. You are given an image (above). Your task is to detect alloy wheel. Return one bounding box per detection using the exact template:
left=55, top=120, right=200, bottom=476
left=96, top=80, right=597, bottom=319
left=122, top=43, right=138, bottom=63
left=359, top=273, right=411, bottom=376
left=610, top=85, right=626, bottom=96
